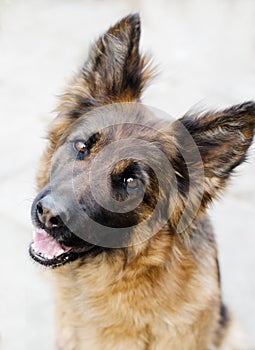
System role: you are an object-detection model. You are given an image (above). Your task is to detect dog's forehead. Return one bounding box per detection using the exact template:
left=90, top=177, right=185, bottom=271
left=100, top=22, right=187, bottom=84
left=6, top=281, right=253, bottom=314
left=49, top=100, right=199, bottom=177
left=66, top=103, right=171, bottom=143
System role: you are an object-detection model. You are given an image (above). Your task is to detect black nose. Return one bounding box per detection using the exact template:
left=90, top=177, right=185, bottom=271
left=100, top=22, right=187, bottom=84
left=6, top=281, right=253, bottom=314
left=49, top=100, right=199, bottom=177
left=36, top=195, right=63, bottom=229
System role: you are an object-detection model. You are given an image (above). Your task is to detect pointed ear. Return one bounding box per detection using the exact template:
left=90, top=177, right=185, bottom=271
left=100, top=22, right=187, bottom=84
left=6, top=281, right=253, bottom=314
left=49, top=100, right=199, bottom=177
left=59, top=14, right=153, bottom=117
left=176, top=102, right=255, bottom=203
left=83, top=13, right=151, bottom=101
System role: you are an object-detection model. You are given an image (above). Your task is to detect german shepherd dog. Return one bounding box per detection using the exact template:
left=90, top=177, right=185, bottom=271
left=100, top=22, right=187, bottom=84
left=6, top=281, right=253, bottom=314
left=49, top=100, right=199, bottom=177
left=29, top=14, right=255, bottom=350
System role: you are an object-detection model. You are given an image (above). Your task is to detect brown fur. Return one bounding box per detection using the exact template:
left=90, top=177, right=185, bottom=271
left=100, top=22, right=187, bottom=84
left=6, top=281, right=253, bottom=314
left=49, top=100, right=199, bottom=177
left=32, top=14, right=255, bottom=349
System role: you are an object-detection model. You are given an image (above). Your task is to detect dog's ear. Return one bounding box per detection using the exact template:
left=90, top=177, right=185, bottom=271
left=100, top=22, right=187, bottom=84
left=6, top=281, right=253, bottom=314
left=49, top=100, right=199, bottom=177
left=59, top=14, right=152, bottom=117
left=83, top=13, right=151, bottom=101
left=174, top=102, right=255, bottom=204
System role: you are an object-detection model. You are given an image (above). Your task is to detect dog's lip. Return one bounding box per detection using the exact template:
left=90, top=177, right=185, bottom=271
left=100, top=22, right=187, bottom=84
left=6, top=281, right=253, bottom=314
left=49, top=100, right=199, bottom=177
left=29, top=227, right=95, bottom=268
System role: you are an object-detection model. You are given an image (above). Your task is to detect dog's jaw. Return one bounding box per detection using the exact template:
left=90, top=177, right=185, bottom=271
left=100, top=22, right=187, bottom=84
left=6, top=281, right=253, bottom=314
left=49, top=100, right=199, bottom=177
left=29, top=227, right=95, bottom=268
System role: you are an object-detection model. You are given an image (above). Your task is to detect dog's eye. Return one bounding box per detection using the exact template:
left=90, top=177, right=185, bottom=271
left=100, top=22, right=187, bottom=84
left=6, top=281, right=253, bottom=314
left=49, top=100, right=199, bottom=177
left=74, top=140, right=87, bottom=153
left=124, top=177, right=139, bottom=190
left=73, top=140, right=88, bottom=160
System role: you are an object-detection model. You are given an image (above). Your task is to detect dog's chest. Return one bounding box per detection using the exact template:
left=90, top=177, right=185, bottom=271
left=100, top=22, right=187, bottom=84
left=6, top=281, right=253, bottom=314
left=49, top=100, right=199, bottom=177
left=54, top=259, right=220, bottom=350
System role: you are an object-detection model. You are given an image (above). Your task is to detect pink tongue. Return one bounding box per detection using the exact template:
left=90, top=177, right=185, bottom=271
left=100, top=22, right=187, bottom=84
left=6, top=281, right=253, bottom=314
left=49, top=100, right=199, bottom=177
left=33, top=228, right=71, bottom=257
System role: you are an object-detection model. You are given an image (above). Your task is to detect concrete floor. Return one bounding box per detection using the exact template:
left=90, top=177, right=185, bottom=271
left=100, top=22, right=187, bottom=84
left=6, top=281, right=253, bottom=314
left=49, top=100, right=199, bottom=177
left=0, top=0, right=255, bottom=349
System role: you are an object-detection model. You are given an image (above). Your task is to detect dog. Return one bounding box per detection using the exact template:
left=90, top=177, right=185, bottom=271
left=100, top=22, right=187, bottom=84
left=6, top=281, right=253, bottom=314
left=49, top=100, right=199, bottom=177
left=29, top=14, right=255, bottom=349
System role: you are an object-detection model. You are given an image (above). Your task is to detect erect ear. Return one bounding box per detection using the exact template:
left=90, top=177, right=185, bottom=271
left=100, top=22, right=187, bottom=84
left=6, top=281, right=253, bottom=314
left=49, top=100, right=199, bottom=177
left=174, top=102, right=255, bottom=205
left=83, top=13, right=151, bottom=100
left=59, top=14, right=152, bottom=117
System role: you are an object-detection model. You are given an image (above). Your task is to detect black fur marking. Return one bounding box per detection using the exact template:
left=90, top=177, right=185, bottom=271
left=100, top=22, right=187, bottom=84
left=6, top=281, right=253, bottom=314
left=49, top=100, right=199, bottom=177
left=219, top=303, right=229, bottom=329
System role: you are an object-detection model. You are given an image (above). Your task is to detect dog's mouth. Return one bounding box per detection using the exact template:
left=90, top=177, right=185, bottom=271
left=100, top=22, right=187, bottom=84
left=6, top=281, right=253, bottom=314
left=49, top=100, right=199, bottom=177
left=29, top=228, right=95, bottom=268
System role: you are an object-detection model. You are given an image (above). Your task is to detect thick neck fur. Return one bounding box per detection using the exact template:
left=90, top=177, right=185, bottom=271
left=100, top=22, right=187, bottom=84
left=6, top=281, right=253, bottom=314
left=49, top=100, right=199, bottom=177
left=49, top=215, right=222, bottom=350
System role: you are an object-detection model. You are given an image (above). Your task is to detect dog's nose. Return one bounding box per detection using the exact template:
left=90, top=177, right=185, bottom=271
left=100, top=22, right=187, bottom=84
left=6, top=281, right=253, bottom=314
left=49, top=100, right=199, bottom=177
left=36, top=196, right=62, bottom=229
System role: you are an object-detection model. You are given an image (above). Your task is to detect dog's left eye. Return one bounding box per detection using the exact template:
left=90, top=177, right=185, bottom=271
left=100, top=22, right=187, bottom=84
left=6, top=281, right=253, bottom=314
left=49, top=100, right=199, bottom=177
left=73, top=140, right=88, bottom=160
left=124, top=177, right=139, bottom=190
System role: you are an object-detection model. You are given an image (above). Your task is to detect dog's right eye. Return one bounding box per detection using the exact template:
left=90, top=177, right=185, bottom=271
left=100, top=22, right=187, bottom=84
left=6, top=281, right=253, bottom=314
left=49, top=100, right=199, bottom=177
left=73, top=140, right=88, bottom=160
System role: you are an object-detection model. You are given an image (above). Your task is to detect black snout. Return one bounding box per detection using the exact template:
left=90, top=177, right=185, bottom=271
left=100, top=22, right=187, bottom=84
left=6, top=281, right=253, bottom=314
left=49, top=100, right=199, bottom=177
left=31, top=191, right=90, bottom=248
left=35, top=195, right=63, bottom=229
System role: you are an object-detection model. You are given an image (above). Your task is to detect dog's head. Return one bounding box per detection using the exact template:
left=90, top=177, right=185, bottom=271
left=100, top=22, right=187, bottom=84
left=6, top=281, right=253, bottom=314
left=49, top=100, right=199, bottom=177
left=30, top=14, right=255, bottom=268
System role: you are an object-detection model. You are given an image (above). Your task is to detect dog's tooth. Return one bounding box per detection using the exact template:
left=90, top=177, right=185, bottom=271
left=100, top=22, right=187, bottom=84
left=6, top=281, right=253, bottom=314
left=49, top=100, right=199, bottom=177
left=56, top=249, right=65, bottom=256
left=43, top=254, right=53, bottom=260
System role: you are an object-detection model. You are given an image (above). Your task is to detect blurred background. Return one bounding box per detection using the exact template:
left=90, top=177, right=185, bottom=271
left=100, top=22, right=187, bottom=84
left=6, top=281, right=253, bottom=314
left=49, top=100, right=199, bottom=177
left=0, top=0, right=255, bottom=349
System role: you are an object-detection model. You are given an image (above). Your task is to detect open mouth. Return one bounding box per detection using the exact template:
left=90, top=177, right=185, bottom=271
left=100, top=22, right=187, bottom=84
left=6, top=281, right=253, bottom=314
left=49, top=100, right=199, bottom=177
left=29, top=228, right=95, bottom=268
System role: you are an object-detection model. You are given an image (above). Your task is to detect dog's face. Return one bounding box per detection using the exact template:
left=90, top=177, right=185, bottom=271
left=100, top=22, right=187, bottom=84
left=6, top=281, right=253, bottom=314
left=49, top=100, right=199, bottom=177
left=29, top=14, right=255, bottom=268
